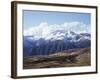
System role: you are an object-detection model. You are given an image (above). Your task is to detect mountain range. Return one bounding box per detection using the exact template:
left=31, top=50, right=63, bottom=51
left=23, top=30, right=91, bottom=56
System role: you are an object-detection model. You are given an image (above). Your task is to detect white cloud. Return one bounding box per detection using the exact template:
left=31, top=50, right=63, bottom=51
left=24, top=21, right=90, bottom=38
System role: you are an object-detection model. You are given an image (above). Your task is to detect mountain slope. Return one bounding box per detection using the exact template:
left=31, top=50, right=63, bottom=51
left=23, top=47, right=91, bottom=69
left=23, top=31, right=91, bottom=56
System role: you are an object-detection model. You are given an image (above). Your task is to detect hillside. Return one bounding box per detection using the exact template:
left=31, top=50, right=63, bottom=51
left=23, top=31, right=90, bottom=56
left=23, top=47, right=90, bottom=69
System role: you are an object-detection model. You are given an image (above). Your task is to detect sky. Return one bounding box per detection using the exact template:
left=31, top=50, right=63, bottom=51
left=23, top=10, right=91, bottom=29
left=23, top=10, right=91, bottom=36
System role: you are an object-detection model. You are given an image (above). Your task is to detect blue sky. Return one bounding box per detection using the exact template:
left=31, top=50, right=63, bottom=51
left=23, top=10, right=91, bottom=30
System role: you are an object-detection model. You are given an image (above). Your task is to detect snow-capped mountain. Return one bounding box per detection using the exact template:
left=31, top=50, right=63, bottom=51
left=23, top=30, right=91, bottom=56
left=24, top=30, right=90, bottom=42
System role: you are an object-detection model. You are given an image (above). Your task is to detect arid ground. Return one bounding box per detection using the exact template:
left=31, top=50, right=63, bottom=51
left=23, top=47, right=91, bottom=69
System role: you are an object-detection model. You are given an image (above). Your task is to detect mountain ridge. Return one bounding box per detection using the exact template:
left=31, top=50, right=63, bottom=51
left=23, top=31, right=91, bottom=56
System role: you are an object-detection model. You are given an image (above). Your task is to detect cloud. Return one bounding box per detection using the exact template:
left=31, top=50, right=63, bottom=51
left=24, top=21, right=90, bottom=38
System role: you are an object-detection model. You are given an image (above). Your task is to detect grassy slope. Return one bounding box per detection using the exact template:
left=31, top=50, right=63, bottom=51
left=23, top=47, right=90, bottom=69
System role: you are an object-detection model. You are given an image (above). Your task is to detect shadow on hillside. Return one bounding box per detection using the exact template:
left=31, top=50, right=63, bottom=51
left=23, top=47, right=91, bottom=69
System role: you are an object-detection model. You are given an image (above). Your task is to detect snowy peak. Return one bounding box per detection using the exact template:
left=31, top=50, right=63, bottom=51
left=24, top=30, right=90, bottom=43
left=23, top=31, right=91, bottom=56
left=44, top=30, right=90, bottom=42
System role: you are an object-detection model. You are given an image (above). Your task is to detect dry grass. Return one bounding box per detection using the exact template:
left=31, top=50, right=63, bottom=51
left=23, top=47, right=91, bottom=69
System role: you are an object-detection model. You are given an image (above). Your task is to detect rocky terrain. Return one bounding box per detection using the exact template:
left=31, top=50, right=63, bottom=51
left=23, top=47, right=90, bottom=69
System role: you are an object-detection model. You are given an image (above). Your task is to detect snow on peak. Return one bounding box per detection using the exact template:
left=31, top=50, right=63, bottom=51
left=24, top=22, right=90, bottom=40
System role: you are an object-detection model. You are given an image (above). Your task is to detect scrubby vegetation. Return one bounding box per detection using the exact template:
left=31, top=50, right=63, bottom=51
left=23, top=47, right=90, bottom=69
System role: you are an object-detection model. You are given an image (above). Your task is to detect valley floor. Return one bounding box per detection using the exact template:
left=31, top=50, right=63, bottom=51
left=23, top=47, right=91, bottom=69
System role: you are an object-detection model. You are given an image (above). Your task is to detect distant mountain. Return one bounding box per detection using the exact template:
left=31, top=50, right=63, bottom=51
left=23, top=30, right=91, bottom=56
